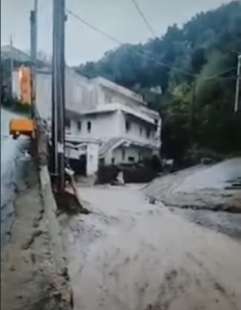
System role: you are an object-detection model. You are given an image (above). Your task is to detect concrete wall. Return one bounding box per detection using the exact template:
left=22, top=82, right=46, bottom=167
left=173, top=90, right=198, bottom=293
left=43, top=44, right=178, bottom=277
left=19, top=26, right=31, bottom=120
left=68, top=111, right=121, bottom=141
left=106, top=146, right=152, bottom=165
left=12, top=68, right=97, bottom=120
left=94, top=77, right=145, bottom=106
left=68, top=110, right=160, bottom=147
left=118, top=111, right=159, bottom=147
left=86, top=143, right=99, bottom=176
left=12, top=70, right=161, bottom=150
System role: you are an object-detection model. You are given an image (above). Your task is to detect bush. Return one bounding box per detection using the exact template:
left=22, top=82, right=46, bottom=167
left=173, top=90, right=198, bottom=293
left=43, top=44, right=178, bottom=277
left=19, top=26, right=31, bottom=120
left=97, top=165, right=119, bottom=184
left=96, top=164, right=157, bottom=184
left=123, top=166, right=157, bottom=183
left=183, top=145, right=224, bottom=167
left=1, top=95, right=31, bottom=116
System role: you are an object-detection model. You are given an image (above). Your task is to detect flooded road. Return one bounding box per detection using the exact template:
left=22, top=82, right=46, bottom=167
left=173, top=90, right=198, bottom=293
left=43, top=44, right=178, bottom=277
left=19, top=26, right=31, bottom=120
left=61, top=184, right=241, bottom=310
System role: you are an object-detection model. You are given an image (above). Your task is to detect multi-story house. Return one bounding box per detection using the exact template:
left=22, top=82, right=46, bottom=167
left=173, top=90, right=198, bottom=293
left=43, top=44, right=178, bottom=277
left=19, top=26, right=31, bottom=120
left=10, top=49, right=161, bottom=176
left=65, top=77, right=161, bottom=171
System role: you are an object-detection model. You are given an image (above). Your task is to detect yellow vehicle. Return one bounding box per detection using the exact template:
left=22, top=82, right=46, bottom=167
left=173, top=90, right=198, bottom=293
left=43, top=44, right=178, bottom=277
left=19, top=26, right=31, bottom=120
left=9, top=118, right=36, bottom=139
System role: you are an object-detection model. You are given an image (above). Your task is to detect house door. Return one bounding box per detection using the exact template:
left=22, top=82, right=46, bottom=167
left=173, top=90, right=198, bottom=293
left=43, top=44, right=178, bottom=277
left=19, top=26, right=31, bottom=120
left=68, top=154, right=87, bottom=176
left=78, top=154, right=87, bottom=176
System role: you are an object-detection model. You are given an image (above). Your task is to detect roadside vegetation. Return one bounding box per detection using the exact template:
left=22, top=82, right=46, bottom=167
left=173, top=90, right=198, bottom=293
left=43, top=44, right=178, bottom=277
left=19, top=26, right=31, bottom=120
left=1, top=96, right=31, bottom=116
left=78, top=1, right=241, bottom=165
left=1, top=58, right=31, bottom=116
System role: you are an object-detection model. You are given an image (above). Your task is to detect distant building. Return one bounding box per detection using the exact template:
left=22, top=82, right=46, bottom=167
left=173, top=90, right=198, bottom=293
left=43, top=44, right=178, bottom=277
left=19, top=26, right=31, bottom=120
left=10, top=46, right=161, bottom=176
left=65, top=77, right=161, bottom=164
left=64, top=77, right=161, bottom=176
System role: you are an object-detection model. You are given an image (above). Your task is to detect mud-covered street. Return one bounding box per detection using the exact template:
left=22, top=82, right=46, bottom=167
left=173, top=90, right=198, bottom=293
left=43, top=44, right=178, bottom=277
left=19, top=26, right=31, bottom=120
left=61, top=180, right=241, bottom=310
left=1, top=108, right=30, bottom=246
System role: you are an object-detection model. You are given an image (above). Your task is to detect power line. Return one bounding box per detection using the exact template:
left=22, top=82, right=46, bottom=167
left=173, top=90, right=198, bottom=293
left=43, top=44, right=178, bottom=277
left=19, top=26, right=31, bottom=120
left=38, top=0, right=47, bottom=14
left=67, top=9, right=122, bottom=45
left=130, top=0, right=156, bottom=37
left=66, top=8, right=236, bottom=81
left=67, top=9, right=194, bottom=77
left=202, top=67, right=236, bottom=81
left=234, top=54, right=241, bottom=112
left=223, top=47, right=241, bottom=56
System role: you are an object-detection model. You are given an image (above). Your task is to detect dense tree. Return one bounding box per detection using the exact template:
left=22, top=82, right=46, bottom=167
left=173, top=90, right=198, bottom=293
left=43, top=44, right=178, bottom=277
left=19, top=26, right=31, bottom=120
left=77, top=1, right=241, bottom=163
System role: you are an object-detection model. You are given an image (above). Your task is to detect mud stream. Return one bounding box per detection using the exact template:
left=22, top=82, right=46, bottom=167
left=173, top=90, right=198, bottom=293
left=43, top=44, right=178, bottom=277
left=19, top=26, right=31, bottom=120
left=60, top=184, right=241, bottom=310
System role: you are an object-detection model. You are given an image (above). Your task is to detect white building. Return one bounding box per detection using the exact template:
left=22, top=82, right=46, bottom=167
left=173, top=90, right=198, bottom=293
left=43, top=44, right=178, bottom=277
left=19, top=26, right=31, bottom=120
left=66, top=77, right=161, bottom=165
left=13, top=68, right=161, bottom=176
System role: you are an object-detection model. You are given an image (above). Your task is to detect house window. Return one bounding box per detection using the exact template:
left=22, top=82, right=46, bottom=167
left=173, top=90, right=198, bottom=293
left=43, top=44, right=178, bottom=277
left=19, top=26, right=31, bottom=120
left=128, top=156, right=135, bottom=163
left=87, top=121, right=92, bottom=133
left=111, top=157, right=115, bottom=165
left=99, top=158, right=105, bottom=166
left=77, top=121, right=82, bottom=131
left=146, top=128, right=151, bottom=138
left=138, top=151, right=142, bottom=161
left=105, top=92, right=113, bottom=103
left=125, top=120, right=131, bottom=132
left=122, top=148, right=126, bottom=160
left=139, top=126, right=143, bottom=135
left=65, top=118, right=71, bottom=129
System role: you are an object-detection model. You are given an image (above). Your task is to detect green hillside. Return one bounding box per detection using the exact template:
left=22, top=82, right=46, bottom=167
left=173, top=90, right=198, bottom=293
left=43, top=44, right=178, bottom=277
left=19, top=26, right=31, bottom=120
left=77, top=1, right=241, bottom=163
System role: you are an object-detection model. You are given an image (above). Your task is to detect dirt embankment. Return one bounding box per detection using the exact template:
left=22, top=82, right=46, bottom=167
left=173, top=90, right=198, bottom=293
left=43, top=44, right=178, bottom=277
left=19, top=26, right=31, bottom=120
left=145, top=159, right=241, bottom=213
left=1, top=163, right=73, bottom=310
left=144, top=159, right=241, bottom=239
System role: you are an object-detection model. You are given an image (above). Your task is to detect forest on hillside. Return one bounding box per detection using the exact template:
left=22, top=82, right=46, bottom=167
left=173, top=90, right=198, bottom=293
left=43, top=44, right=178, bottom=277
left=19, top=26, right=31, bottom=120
left=77, top=1, right=241, bottom=164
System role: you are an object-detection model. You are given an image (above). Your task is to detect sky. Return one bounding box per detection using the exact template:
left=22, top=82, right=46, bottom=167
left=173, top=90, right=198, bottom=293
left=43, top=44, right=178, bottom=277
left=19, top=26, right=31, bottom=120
left=1, top=0, right=233, bottom=66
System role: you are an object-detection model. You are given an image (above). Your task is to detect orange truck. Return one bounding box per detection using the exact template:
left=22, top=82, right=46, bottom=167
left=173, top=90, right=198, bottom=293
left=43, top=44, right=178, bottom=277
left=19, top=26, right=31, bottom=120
left=9, top=119, right=36, bottom=139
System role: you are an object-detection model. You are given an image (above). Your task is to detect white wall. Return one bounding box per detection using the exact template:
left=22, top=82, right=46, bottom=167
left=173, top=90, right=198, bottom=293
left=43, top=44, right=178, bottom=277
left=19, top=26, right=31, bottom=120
left=67, top=109, right=160, bottom=151
left=36, top=72, right=52, bottom=119
left=13, top=69, right=97, bottom=120
left=107, top=146, right=152, bottom=165
left=68, top=111, right=121, bottom=141
left=86, top=143, right=99, bottom=176
left=117, top=111, right=158, bottom=147
left=13, top=70, right=161, bottom=148
left=65, top=68, right=97, bottom=113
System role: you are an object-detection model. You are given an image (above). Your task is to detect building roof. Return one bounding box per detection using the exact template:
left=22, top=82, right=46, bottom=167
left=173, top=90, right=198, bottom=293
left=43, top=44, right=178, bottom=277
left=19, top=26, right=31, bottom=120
left=2, top=45, right=31, bottom=63
left=99, top=137, right=159, bottom=157
left=93, top=77, right=146, bottom=105
left=99, top=138, right=123, bottom=157
left=67, top=102, right=159, bottom=125
left=1, top=45, right=45, bottom=67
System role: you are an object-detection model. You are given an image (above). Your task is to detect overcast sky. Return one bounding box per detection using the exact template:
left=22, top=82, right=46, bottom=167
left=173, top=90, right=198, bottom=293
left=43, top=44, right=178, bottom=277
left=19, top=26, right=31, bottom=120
left=2, top=0, right=232, bottom=66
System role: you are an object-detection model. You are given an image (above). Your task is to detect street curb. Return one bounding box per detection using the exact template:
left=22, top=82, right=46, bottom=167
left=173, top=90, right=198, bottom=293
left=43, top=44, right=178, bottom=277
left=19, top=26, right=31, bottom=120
left=39, top=165, right=73, bottom=309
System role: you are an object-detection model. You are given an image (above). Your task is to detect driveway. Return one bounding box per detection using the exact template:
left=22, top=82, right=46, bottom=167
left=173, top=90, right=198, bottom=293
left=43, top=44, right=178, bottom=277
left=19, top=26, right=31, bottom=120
left=61, top=184, right=241, bottom=310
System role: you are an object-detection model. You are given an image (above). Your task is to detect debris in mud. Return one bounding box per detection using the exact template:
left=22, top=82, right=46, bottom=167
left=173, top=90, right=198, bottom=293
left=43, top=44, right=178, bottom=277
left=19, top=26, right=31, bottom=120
left=54, top=191, right=90, bottom=215
left=21, top=229, right=43, bottom=250
left=149, top=197, right=157, bottom=204
left=1, top=181, right=73, bottom=310
left=163, top=201, right=241, bottom=214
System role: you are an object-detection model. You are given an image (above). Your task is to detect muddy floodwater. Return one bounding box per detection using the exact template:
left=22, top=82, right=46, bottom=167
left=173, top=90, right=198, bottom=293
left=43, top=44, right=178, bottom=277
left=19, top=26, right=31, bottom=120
left=60, top=184, right=241, bottom=310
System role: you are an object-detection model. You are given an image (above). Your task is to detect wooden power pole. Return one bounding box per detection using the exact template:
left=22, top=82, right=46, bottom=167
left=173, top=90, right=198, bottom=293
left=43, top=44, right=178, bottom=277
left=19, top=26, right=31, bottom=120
left=30, top=0, right=38, bottom=118
left=52, top=0, right=66, bottom=192
left=9, top=35, right=14, bottom=99
left=234, top=54, right=241, bottom=113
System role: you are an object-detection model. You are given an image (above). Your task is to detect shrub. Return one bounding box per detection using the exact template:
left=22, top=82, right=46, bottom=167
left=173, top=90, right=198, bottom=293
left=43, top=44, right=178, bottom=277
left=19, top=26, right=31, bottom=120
left=96, top=164, right=157, bottom=184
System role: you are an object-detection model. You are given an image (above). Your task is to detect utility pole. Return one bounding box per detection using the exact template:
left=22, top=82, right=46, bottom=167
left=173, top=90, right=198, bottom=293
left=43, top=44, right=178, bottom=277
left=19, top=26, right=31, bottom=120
left=30, top=0, right=38, bottom=118
left=52, top=0, right=66, bottom=192
left=190, top=80, right=196, bottom=145
left=234, top=54, right=241, bottom=113
left=9, top=35, right=14, bottom=99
